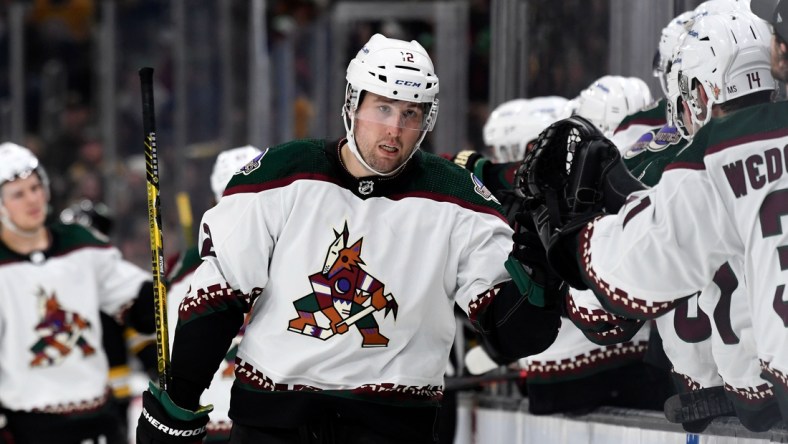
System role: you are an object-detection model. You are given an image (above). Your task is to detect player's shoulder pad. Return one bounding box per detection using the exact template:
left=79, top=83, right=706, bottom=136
left=50, top=222, right=111, bottom=250
left=411, top=151, right=505, bottom=215
left=223, top=139, right=330, bottom=196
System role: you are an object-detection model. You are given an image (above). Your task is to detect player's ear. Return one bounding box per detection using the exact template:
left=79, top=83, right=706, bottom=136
left=698, top=83, right=709, bottom=106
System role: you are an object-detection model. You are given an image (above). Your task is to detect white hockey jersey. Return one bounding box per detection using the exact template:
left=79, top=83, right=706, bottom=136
left=579, top=101, right=788, bottom=408
left=0, top=223, right=148, bottom=413
left=173, top=139, right=513, bottom=405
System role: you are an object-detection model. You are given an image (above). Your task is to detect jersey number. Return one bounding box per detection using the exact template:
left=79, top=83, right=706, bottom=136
left=760, top=188, right=788, bottom=326
left=673, top=292, right=711, bottom=343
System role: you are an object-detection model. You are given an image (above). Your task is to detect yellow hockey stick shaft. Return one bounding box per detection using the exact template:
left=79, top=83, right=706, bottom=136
left=139, top=67, right=171, bottom=391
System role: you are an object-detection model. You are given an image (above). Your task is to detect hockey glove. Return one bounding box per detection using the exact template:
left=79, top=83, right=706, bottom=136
left=452, top=149, right=490, bottom=180
left=515, top=115, right=647, bottom=289
left=505, top=211, right=567, bottom=310
left=137, top=382, right=212, bottom=444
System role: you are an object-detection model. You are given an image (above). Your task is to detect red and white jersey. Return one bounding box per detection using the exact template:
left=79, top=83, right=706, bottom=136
left=654, top=295, right=722, bottom=391
left=176, top=140, right=512, bottom=397
left=579, top=101, right=788, bottom=404
left=0, top=224, right=148, bottom=412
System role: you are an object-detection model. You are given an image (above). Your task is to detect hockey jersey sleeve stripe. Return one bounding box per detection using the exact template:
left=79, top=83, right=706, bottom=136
left=178, top=282, right=258, bottom=325
left=577, top=221, right=690, bottom=319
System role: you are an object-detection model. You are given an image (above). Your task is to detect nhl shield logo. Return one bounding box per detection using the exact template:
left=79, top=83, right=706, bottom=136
left=358, top=180, right=374, bottom=195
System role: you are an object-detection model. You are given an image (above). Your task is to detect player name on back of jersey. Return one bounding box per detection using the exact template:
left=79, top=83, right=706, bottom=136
left=722, top=144, right=787, bottom=199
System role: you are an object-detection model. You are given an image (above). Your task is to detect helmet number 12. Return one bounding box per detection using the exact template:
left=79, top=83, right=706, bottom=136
left=401, top=52, right=414, bottom=63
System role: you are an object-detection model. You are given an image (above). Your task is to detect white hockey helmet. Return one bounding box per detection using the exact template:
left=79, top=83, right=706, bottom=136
left=665, top=43, right=690, bottom=137
left=210, top=145, right=263, bottom=202
left=654, top=10, right=695, bottom=98
left=0, top=142, right=49, bottom=202
left=483, top=96, right=568, bottom=163
left=623, top=76, right=655, bottom=111
left=342, top=33, right=439, bottom=176
left=693, top=0, right=751, bottom=20
left=677, top=11, right=776, bottom=131
left=574, top=75, right=635, bottom=136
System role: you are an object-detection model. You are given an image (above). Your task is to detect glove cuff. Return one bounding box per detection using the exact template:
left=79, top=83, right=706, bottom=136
left=148, top=381, right=213, bottom=421
left=504, top=254, right=546, bottom=307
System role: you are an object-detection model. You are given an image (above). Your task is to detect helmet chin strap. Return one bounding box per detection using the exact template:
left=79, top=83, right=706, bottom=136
left=0, top=205, right=45, bottom=238
left=343, top=108, right=426, bottom=177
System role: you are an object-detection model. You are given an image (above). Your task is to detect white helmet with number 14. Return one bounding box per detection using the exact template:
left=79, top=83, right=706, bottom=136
left=677, top=11, right=775, bottom=131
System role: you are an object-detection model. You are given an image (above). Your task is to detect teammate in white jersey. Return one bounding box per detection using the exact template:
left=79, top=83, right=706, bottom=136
left=136, top=33, right=561, bottom=444
left=0, top=142, right=155, bottom=443
left=521, top=8, right=788, bottom=427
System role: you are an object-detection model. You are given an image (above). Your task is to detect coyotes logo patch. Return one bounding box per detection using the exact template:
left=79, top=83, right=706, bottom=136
left=29, top=288, right=95, bottom=367
left=288, top=223, right=398, bottom=347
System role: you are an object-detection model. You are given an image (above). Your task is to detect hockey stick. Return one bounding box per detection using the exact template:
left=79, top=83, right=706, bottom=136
left=139, top=67, right=171, bottom=391
left=444, top=369, right=527, bottom=392
left=288, top=294, right=393, bottom=339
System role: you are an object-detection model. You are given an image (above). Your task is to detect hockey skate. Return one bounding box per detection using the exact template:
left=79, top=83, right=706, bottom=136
left=663, top=386, right=735, bottom=432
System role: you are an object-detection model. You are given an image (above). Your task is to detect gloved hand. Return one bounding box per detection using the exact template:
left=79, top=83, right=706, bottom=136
left=505, top=211, right=567, bottom=310
left=452, top=150, right=490, bottom=179
left=137, top=382, right=212, bottom=444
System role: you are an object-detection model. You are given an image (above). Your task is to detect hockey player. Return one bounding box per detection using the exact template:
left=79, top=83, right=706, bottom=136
left=521, top=8, right=788, bottom=427
left=457, top=92, right=672, bottom=416
left=136, top=33, right=561, bottom=444
left=752, top=0, right=788, bottom=82
left=59, top=199, right=158, bottom=440
left=0, top=142, right=155, bottom=443
left=568, top=25, right=781, bottom=430
left=164, top=145, right=262, bottom=443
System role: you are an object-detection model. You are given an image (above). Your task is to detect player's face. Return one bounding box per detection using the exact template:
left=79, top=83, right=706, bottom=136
left=770, top=35, right=788, bottom=83
left=680, top=96, right=697, bottom=136
left=353, top=92, right=424, bottom=174
left=1, top=174, right=48, bottom=231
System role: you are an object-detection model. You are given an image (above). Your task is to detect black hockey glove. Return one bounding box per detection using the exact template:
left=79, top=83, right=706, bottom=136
left=137, top=382, right=212, bottom=444
left=505, top=211, right=567, bottom=310
left=452, top=149, right=490, bottom=180
left=515, top=115, right=648, bottom=289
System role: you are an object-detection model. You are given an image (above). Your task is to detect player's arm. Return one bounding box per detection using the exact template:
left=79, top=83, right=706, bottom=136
left=472, top=279, right=562, bottom=366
